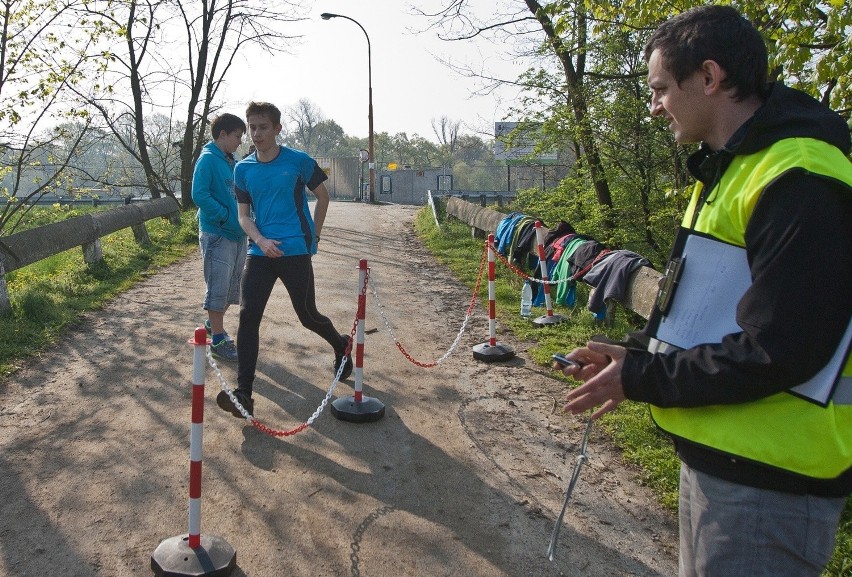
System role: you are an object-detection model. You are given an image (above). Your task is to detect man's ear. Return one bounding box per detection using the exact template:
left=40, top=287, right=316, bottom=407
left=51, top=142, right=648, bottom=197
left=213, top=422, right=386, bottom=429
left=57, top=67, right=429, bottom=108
left=700, top=59, right=726, bottom=95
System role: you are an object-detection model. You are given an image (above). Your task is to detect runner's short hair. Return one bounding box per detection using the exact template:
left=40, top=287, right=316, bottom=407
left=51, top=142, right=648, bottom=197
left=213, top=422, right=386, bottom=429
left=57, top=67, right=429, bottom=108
left=245, top=101, right=282, bottom=126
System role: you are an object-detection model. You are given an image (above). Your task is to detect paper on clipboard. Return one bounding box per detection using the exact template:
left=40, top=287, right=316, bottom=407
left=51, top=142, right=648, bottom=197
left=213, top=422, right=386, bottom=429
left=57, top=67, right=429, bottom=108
left=656, top=234, right=751, bottom=349
left=655, top=233, right=851, bottom=406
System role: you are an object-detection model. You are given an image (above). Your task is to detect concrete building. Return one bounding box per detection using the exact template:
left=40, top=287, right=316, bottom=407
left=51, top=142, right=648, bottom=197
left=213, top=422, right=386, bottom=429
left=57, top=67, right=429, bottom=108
left=316, top=156, right=452, bottom=205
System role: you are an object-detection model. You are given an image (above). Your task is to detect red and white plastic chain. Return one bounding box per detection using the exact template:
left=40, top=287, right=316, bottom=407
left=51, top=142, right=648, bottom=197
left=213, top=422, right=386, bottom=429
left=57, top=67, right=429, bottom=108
left=375, top=240, right=488, bottom=368
left=487, top=239, right=574, bottom=286
left=206, top=347, right=310, bottom=436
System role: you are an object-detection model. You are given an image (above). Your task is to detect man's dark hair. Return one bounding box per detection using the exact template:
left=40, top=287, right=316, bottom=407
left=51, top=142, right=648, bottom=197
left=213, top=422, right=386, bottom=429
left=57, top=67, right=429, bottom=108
left=245, top=101, right=282, bottom=126
left=210, top=113, right=246, bottom=139
left=644, top=5, right=768, bottom=101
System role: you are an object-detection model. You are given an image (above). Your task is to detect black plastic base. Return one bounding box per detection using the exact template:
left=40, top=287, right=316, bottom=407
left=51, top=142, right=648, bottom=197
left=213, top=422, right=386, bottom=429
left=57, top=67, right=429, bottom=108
left=472, top=342, right=516, bottom=362
left=331, top=395, right=386, bottom=423
left=151, top=534, right=236, bottom=577
left=532, top=314, right=566, bottom=327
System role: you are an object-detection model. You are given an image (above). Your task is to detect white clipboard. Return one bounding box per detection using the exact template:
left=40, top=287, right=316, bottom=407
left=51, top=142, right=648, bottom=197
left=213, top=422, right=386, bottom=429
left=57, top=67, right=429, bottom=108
left=656, top=234, right=751, bottom=349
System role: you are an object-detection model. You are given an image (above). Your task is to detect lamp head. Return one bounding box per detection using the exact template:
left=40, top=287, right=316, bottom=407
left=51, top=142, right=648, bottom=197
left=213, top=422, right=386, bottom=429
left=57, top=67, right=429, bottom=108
left=320, top=12, right=337, bottom=20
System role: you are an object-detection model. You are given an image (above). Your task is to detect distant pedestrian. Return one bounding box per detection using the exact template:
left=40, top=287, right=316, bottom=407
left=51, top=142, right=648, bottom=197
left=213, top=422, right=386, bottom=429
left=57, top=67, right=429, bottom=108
left=191, top=113, right=247, bottom=362
left=217, top=101, right=351, bottom=418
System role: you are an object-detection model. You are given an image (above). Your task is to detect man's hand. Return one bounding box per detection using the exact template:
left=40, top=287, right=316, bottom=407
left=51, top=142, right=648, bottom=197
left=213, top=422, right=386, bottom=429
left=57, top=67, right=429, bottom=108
left=256, top=237, right=282, bottom=258
left=562, top=341, right=627, bottom=419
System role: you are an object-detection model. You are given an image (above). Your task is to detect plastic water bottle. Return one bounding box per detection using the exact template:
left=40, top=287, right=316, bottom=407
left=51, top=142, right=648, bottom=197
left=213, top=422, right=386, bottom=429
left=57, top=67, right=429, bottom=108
left=520, top=280, right=533, bottom=318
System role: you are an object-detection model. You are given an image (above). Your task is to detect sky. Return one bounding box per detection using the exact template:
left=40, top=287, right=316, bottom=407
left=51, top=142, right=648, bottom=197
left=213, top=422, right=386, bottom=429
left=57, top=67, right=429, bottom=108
left=222, top=1, right=528, bottom=142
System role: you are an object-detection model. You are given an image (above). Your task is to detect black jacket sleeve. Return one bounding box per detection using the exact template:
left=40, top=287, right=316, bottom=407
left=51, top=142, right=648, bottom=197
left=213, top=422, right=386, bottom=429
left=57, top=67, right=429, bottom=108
left=622, top=170, right=852, bottom=407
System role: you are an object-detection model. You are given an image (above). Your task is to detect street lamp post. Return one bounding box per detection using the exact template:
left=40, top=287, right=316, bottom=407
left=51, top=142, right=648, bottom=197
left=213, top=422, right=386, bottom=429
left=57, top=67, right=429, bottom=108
left=358, top=148, right=369, bottom=201
left=321, top=12, right=374, bottom=203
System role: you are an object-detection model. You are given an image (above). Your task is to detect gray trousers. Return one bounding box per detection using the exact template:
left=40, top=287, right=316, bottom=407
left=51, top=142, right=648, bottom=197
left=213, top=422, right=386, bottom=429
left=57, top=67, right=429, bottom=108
left=678, top=462, right=846, bottom=577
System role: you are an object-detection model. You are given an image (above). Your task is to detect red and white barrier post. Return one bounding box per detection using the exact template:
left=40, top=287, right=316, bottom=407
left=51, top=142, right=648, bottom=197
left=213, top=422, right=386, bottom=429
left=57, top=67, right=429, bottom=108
left=472, top=234, right=515, bottom=362
left=531, top=221, right=565, bottom=326
left=151, top=327, right=236, bottom=577
left=331, top=259, right=385, bottom=423
left=188, top=326, right=205, bottom=548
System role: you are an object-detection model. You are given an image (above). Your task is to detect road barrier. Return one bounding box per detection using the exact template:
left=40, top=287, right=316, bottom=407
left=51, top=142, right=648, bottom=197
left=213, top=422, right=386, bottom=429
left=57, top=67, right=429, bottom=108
left=173, top=229, right=610, bottom=570
left=443, top=196, right=662, bottom=322
left=203, top=249, right=491, bottom=436
left=472, top=234, right=515, bottom=362
left=199, top=221, right=618, bottom=439
left=531, top=221, right=566, bottom=326
left=331, top=259, right=385, bottom=423
left=150, top=327, right=236, bottom=577
left=0, top=197, right=181, bottom=315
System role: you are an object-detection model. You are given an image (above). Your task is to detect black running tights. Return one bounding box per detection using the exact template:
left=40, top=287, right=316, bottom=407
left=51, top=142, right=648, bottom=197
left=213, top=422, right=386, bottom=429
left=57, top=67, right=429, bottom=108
left=236, top=254, right=343, bottom=392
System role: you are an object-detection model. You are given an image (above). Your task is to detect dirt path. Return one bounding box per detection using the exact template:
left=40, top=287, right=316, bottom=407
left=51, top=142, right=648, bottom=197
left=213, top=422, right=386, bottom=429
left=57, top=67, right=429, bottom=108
left=0, top=202, right=677, bottom=576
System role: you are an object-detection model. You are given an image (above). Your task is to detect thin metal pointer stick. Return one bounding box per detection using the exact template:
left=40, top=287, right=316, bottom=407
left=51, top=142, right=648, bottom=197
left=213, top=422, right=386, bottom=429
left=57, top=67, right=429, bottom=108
left=547, top=416, right=594, bottom=562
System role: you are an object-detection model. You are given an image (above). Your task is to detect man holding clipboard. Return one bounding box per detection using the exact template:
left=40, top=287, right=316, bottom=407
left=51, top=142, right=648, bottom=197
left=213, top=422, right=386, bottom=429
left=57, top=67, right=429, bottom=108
left=557, top=6, right=851, bottom=576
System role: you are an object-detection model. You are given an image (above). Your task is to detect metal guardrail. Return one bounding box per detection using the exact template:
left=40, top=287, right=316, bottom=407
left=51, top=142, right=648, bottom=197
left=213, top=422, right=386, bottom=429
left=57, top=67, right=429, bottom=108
left=429, top=190, right=517, bottom=208
left=8, top=196, right=141, bottom=207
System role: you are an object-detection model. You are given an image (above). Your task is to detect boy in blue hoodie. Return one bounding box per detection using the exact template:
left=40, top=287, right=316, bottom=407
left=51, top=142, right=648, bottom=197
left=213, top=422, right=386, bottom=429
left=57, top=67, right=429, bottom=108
left=191, top=113, right=247, bottom=362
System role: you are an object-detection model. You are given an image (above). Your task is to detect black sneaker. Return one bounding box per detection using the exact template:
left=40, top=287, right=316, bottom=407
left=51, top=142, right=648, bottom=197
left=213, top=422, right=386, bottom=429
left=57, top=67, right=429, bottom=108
left=333, top=334, right=353, bottom=380
left=217, top=389, right=254, bottom=418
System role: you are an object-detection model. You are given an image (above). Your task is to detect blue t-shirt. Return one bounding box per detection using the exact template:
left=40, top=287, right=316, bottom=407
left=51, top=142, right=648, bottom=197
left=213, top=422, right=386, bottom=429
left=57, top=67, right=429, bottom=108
left=234, top=146, right=328, bottom=257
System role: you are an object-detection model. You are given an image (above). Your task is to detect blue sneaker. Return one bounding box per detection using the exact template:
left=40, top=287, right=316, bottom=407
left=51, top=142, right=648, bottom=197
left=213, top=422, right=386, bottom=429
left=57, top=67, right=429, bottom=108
left=205, top=319, right=234, bottom=342
left=210, top=339, right=238, bottom=362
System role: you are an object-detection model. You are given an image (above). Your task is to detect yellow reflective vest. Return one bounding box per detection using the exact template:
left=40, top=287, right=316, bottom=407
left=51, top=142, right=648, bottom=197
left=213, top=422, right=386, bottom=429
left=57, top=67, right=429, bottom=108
left=651, top=137, right=852, bottom=480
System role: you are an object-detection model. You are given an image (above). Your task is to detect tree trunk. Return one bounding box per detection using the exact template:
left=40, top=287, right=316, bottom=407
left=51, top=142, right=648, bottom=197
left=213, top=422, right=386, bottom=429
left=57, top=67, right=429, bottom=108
left=524, top=0, right=614, bottom=227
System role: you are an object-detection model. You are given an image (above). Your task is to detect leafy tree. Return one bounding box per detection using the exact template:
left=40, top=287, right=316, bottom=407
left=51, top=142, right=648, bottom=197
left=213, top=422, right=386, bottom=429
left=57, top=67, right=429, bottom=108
left=0, top=0, right=95, bottom=237
left=592, top=0, right=852, bottom=115
left=415, top=0, right=851, bottom=258
left=409, top=134, right=443, bottom=167
left=69, top=0, right=308, bottom=208
left=311, top=120, right=350, bottom=157
left=454, top=133, right=493, bottom=165
left=416, top=0, right=616, bottom=227
left=366, top=131, right=445, bottom=170
left=283, top=98, right=326, bottom=154
left=278, top=100, right=355, bottom=158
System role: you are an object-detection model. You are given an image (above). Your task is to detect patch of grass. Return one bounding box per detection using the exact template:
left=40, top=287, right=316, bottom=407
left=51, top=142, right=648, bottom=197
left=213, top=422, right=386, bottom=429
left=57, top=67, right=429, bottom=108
left=0, top=210, right=198, bottom=378
left=414, top=206, right=851, bottom=577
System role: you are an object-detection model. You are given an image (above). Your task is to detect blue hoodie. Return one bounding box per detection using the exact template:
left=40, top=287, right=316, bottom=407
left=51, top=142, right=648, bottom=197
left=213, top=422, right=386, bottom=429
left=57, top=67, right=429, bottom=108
left=191, top=141, right=245, bottom=241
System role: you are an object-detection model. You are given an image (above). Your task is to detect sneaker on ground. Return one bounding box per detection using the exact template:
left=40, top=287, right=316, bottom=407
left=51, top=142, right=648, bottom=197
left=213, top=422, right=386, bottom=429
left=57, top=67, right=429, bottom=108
left=204, top=320, right=234, bottom=342
left=333, top=334, right=353, bottom=380
left=210, top=339, right=238, bottom=362
left=216, top=389, right=254, bottom=418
